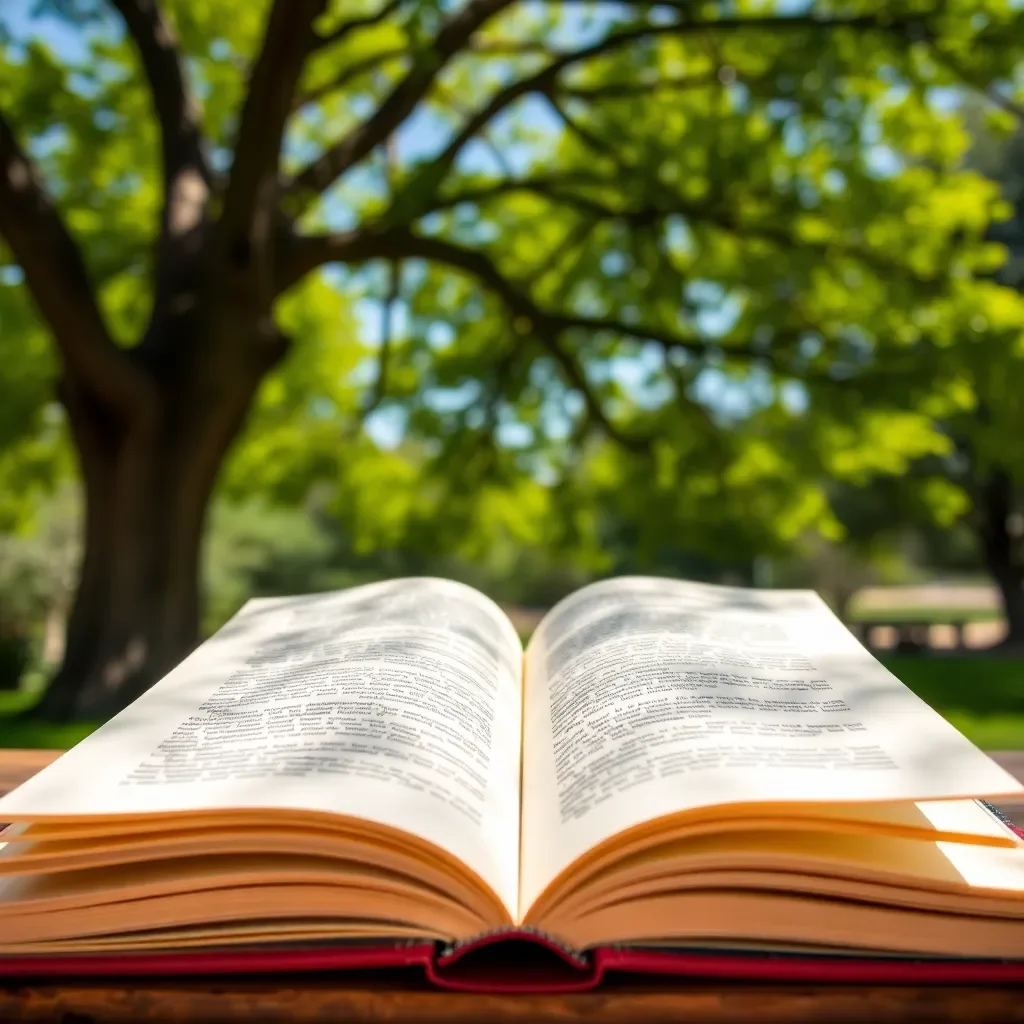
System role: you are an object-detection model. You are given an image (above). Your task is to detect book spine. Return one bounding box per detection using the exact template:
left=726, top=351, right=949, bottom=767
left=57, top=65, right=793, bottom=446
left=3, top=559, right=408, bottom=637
left=437, top=925, right=589, bottom=966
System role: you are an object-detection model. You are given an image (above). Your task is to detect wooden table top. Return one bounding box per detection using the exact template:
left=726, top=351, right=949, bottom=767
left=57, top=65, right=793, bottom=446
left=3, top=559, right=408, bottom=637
left=4, top=980, right=1023, bottom=1023
left=2, top=748, right=1024, bottom=1023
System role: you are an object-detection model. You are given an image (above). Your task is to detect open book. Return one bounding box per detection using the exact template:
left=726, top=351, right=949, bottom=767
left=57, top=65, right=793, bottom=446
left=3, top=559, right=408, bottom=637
left=2, top=576, right=1024, bottom=991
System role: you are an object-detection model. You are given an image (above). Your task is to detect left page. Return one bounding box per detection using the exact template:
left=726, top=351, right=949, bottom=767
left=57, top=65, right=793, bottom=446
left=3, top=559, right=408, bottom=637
left=0, top=578, right=524, bottom=917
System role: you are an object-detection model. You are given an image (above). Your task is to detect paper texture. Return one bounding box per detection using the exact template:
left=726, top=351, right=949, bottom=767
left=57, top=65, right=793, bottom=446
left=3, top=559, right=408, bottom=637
left=0, top=578, right=524, bottom=916
left=520, top=576, right=1023, bottom=911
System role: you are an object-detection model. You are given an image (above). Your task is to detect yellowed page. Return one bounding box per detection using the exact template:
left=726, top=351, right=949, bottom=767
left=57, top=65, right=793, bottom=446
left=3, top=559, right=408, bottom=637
left=0, top=578, right=523, bottom=918
left=520, top=576, right=1023, bottom=913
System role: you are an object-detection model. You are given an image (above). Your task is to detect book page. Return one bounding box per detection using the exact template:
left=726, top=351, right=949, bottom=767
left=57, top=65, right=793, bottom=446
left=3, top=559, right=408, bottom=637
left=520, top=576, right=1023, bottom=913
left=0, top=578, right=523, bottom=916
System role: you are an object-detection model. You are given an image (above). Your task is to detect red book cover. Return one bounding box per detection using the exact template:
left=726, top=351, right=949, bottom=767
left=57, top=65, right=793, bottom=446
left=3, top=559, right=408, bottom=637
left=4, top=929, right=1024, bottom=992
left=2, top=805, right=1022, bottom=992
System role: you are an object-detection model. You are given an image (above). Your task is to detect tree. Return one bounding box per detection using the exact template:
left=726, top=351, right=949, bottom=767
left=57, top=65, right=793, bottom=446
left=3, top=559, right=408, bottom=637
left=2, top=0, right=1023, bottom=718
left=857, top=107, right=1024, bottom=645
left=950, top=116, right=1024, bottom=643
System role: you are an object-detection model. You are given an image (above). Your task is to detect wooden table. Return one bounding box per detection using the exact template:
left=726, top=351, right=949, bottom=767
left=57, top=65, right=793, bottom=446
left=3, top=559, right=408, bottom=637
left=2, top=749, right=1024, bottom=1024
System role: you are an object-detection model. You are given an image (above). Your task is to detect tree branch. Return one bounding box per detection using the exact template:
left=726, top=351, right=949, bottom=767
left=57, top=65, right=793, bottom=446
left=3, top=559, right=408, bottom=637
left=287, top=225, right=888, bottom=443
left=431, top=78, right=515, bottom=177
left=468, top=39, right=555, bottom=56
left=314, top=0, right=406, bottom=50
left=546, top=0, right=731, bottom=7
left=428, top=173, right=949, bottom=293
left=0, top=111, right=152, bottom=412
left=398, top=230, right=645, bottom=447
left=218, top=0, right=326, bottom=273
left=109, top=0, right=210, bottom=193
left=109, top=0, right=211, bottom=311
left=288, top=227, right=764, bottom=356
left=379, top=10, right=913, bottom=227
left=375, top=232, right=805, bottom=449
left=292, top=48, right=407, bottom=114
left=931, top=49, right=1024, bottom=123
left=558, top=70, right=721, bottom=100
left=544, top=329, right=646, bottom=449
left=360, top=258, right=402, bottom=423
left=543, top=92, right=619, bottom=158
left=286, top=0, right=515, bottom=211
left=523, top=215, right=597, bottom=290
left=379, top=28, right=640, bottom=225
left=983, top=85, right=1024, bottom=124
left=277, top=227, right=386, bottom=292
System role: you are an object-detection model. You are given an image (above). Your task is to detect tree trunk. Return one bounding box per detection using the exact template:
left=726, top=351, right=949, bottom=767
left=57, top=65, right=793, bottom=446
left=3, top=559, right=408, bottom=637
left=975, top=469, right=1024, bottom=647
left=992, top=564, right=1024, bottom=647
left=35, top=317, right=276, bottom=722
left=35, top=440, right=204, bottom=722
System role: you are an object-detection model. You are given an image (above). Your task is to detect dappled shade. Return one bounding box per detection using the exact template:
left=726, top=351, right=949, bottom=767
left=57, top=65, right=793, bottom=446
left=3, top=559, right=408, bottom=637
left=0, top=0, right=1023, bottom=718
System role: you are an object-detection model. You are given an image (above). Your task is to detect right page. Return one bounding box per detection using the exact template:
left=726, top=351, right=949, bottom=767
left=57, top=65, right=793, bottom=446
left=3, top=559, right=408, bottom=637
left=520, top=576, right=1024, bottom=914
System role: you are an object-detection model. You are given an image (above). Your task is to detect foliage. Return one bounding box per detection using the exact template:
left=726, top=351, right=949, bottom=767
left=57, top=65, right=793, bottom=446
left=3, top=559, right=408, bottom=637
left=0, top=484, right=80, bottom=640
left=4, top=1, right=1024, bottom=509
left=203, top=499, right=335, bottom=633
left=2, top=0, right=1024, bottom=711
left=0, top=483, right=79, bottom=688
left=0, top=537, right=50, bottom=642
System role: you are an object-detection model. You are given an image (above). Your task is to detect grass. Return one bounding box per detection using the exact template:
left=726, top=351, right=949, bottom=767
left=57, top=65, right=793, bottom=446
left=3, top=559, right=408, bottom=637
left=1, top=657, right=1022, bottom=751
left=879, top=657, right=1024, bottom=711
left=933, top=712, right=1024, bottom=751
left=880, top=657, right=1024, bottom=749
left=0, top=688, right=97, bottom=750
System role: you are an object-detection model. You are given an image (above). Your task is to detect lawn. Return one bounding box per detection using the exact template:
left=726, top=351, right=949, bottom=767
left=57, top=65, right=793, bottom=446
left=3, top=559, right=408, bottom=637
left=0, top=688, right=96, bottom=750
left=878, top=657, right=1024, bottom=749
left=1, top=657, right=1022, bottom=752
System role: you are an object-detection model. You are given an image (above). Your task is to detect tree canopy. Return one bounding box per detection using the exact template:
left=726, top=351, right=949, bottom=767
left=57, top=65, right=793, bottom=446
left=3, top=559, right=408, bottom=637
left=2, top=0, right=1024, bottom=716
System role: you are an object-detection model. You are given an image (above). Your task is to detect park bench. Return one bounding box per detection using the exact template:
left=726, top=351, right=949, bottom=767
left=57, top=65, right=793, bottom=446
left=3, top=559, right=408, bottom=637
left=851, top=619, right=971, bottom=652
left=2, top=749, right=1024, bottom=1023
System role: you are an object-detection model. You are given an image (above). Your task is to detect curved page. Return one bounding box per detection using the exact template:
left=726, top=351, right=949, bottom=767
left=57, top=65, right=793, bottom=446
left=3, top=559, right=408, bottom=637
left=520, top=576, right=1023, bottom=913
left=0, top=578, right=523, bottom=919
